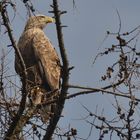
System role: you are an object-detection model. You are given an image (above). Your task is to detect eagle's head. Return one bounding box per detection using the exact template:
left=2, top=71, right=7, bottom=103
left=24, top=15, right=55, bottom=30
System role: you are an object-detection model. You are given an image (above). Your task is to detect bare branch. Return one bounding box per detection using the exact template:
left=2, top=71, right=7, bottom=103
left=67, top=85, right=140, bottom=102
left=43, top=0, right=69, bottom=139
left=0, top=4, right=28, bottom=139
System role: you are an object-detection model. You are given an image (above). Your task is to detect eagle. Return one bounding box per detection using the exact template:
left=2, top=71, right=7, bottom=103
left=15, top=15, right=61, bottom=120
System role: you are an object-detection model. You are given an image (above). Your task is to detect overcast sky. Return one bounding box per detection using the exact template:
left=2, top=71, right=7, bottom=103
left=1, top=0, right=140, bottom=139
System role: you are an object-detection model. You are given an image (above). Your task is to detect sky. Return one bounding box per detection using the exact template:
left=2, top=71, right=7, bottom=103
left=1, top=0, right=140, bottom=139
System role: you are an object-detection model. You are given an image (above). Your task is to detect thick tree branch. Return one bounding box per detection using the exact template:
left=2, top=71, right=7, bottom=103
left=43, top=0, right=69, bottom=139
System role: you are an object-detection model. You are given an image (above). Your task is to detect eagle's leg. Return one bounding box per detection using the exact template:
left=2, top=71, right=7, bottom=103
left=28, top=86, right=60, bottom=122
left=39, top=89, right=60, bottom=122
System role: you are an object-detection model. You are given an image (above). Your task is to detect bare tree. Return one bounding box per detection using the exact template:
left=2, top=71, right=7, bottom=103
left=0, top=0, right=140, bottom=140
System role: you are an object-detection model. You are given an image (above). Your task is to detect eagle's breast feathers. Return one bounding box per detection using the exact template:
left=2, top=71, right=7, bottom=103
left=15, top=28, right=61, bottom=91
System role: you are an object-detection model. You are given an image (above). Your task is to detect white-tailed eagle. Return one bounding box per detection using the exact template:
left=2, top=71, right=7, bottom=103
left=15, top=15, right=61, bottom=120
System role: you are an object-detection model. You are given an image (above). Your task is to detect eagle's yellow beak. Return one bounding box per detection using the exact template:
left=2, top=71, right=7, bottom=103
left=46, top=17, right=55, bottom=23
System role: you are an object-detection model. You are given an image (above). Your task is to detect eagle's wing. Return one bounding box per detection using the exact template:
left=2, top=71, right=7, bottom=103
left=32, top=29, right=61, bottom=90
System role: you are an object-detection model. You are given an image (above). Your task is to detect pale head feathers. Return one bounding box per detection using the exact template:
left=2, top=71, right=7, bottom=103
left=24, top=15, right=55, bottom=31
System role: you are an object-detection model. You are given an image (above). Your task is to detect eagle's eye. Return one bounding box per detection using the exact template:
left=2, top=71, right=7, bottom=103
left=39, top=16, right=46, bottom=19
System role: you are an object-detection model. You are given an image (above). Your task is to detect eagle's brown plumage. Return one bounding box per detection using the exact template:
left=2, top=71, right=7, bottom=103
left=15, top=15, right=61, bottom=120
